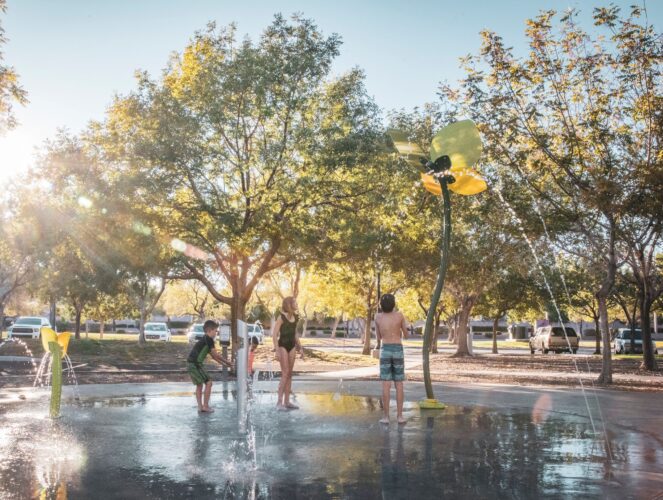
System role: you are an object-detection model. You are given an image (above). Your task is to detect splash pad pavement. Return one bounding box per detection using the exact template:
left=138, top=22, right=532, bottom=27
left=1, top=379, right=662, bottom=499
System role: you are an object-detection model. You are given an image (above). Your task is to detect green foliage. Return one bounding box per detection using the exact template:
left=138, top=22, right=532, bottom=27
left=0, top=0, right=27, bottom=133
left=82, top=15, right=391, bottom=345
left=443, top=5, right=661, bottom=260
left=0, top=198, right=36, bottom=318
left=441, top=5, right=661, bottom=372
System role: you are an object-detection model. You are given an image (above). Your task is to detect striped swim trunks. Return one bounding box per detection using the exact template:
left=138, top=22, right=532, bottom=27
left=187, top=362, right=210, bottom=385
left=380, top=344, right=405, bottom=381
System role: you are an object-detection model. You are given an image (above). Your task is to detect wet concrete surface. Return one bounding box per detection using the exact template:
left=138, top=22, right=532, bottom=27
left=1, top=380, right=662, bottom=499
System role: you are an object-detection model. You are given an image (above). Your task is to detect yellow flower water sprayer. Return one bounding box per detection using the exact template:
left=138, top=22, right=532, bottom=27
left=389, top=120, right=486, bottom=409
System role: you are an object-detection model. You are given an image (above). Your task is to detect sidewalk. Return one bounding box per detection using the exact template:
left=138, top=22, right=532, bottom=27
left=310, top=358, right=662, bottom=391
left=312, top=359, right=422, bottom=379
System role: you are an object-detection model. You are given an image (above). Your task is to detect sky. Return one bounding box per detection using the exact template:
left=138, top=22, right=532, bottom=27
left=0, top=0, right=660, bottom=186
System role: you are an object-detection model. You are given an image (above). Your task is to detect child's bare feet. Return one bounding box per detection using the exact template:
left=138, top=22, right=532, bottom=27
left=200, top=407, right=215, bottom=413
left=379, top=417, right=390, bottom=424
left=397, top=416, right=407, bottom=424
left=276, top=403, right=287, bottom=411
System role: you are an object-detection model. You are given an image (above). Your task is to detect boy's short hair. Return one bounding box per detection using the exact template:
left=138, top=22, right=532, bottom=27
left=380, top=294, right=396, bottom=313
left=203, top=320, right=219, bottom=332
left=251, top=336, right=259, bottom=346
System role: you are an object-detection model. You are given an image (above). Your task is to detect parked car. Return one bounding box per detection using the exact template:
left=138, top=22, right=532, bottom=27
left=115, top=319, right=139, bottom=334
left=613, top=328, right=658, bottom=355
left=187, top=323, right=205, bottom=343
left=248, top=323, right=264, bottom=344
left=7, top=317, right=51, bottom=339
left=529, top=326, right=579, bottom=354
left=168, top=316, right=194, bottom=335
left=143, top=322, right=171, bottom=342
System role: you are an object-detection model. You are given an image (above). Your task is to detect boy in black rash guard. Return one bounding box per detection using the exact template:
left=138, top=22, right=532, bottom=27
left=187, top=320, right=232, bottom=413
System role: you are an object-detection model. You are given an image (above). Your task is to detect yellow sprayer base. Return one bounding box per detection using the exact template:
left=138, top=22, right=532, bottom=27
left=418, top=399, right=446, bottom=410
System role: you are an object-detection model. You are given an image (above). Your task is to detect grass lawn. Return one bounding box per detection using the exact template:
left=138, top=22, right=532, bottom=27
left=470, top=340, right=529, bottom=349
left=3, top=333, right=660, bottom=368
left=75, top=332, right=190, bottom=343
left=3, top=337, right=191, bottom=366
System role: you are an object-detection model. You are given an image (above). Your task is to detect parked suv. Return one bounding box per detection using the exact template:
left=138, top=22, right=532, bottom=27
left=7, top=317, right=51, bottom=339
left=613, top=328, right=658, bottom=355
left=187, top=323, right=205, bottom=343
left=143, top=322, right=171, bottom=342
left=529, top=326, right=579, bottom=354
left=248, top=323, right=264, bottom=344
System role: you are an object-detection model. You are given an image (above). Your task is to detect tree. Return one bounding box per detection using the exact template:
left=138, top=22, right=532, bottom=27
left=160, top=280, right=223, bottom=320
left=620, top=229, right=662, bottom=369
left=475, top=269, right=532, bottom=354
left=32, top=131, right=179, bottom=344
left=0, top=0, right=27, bottom=133
left=84, top=291, right=136, bottom=339
left=451, top=185, right=539, bottom=357
left=95, top=15, right=387, bottom=350
left=47, top=240, right=103, bottom=339
left=0, top=210, right=35, bottom=337
left=444, top=6, right=661, bottom=382
left=567, top=259, right=606, bottom=354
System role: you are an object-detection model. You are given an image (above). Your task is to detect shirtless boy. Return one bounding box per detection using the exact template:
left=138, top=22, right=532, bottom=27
left=375, top=293, right=409, bottom=424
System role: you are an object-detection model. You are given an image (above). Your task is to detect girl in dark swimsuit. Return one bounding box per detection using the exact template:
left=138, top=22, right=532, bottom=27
left=273, top=296, right=303, bottom=410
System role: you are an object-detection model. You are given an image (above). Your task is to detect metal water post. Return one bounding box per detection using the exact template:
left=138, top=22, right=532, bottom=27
left=219, top=321, right=231, bottom=380
left=236, top=319, right=248, bottom=433
left=221, top=345, right=228, bottom=380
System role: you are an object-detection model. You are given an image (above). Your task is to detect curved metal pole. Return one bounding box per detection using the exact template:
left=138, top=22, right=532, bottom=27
left=422, top=178, right=452, bottom=400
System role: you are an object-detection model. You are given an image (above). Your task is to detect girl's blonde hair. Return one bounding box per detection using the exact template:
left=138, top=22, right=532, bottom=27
left=282, top=296, right=297, bottom=315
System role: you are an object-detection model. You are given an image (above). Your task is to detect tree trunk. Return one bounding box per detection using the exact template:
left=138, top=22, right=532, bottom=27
left=330, top=314, right=342, bottom=338
left=138, top=298, right=146, bottom=345
left=447, top=322, right=454, bottom=344
left=301, top=316, right=308, bottom=338
left=640, top=295, right=658, bottom=371
left=269, top=313, right=276, bottom=338
left=230, top=293, right=247, bottom=357
left=0, top=303, right=5, bottom=340
left=74, top=307, right=82, bottom=340
left=362, top=309, right=373, bottom=356
left=596, top=224, right=616, bottom=384
left=454, top=298, right=475, bottom=357
left=593, top=315, right=601, bottom=355
left=596, top=294, right=612, bottom=384
left=362, top=282, right=375, bottom=355
left=49, top=297, right=57, bottom=333
left=449, top=314, right=459, bottom=344
left=492, top=316, right=499, bottom=354
left=100, top=320, right=105, bottom=341
left=196, top=295, right=207, bottom=322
